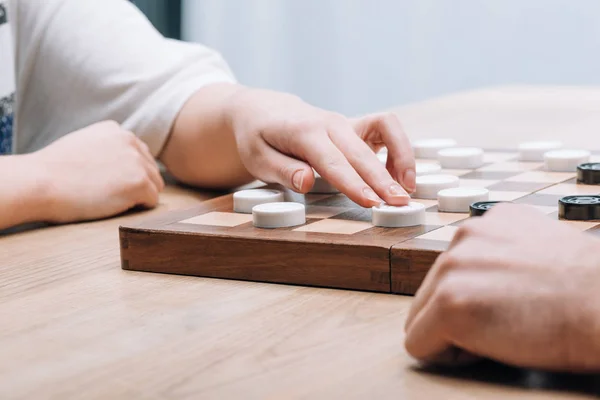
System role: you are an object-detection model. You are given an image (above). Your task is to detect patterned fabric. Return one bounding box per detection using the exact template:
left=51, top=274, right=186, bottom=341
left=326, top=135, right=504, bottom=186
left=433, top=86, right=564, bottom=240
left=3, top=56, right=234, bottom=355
left=0, top=93, right=13, bottom=155
left=0, top=1, right=14, bottom=155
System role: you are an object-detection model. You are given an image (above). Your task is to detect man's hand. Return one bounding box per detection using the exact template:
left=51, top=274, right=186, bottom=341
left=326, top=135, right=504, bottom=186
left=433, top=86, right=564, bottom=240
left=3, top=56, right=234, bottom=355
left=404, top=204, right=600, bottom=372
left=31, top=121, right=164, bottom=223
left=225, top=88, right=415, bottom=207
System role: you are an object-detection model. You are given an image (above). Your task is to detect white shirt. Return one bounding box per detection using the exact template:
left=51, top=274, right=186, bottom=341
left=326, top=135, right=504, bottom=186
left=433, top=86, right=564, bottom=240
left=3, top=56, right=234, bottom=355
left=3, top=0, right=236, bottom=157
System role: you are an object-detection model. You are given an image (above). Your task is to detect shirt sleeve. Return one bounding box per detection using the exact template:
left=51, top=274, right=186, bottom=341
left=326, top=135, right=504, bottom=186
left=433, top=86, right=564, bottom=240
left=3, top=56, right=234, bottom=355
left=11, top=0, right=237, bottom=156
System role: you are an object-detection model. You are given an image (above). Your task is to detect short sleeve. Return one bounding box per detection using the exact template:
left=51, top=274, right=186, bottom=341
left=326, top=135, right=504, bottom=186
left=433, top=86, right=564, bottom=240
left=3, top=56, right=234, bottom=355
left=11, top=0, right=236, bottom=156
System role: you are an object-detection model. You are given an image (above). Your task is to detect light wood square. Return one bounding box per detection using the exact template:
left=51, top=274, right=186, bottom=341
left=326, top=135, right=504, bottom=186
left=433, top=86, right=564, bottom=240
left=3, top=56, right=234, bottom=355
left=506, top=171, right=576, bottom=183
left=482, top=152, right=518, bottom=163
left=459, top=179, right=499, bottom=188
left=424, top=212, right=469, bottom=226
left=439, top=169, right=473, bottom=177
left=488, top=191, right=530, bottom=201
left=294, top=219, right=372, bottom=235
left=411, top=199, right=439, bottom=209
left=562, top=220, right=600, bottom=231
left=537, top=183, right=600, bottom=196
left=305, top=206, right=350, bottom=219
left=180, top=212, right=253, bottom=227
left=478, top=161, right=543, bottom=172
left=417, top=226, right=460, bottom=242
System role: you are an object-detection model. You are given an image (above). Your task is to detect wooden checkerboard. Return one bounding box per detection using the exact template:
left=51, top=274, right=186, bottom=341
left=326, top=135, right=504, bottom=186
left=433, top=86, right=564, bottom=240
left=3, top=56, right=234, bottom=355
left=119, top=151, right=600, bottom=295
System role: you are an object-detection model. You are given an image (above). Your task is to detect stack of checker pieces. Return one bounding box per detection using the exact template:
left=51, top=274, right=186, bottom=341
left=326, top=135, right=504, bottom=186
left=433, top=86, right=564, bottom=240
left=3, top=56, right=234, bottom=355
left=119, top=149, right=600, bottom=296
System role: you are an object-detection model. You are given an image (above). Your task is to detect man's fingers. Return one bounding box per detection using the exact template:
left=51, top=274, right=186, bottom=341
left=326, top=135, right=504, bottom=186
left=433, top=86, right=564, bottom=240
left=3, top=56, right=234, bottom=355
left=405, top=292, right=452, bottom=362
left=327, top=122, right=410, bottom=206
left=353, top=113, right=416, bottom=192
left=404, top=251, right=451, bottom=332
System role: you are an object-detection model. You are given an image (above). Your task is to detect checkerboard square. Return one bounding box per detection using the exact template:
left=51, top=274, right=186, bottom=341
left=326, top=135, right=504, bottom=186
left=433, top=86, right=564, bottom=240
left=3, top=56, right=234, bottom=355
left=424, top=212, right=469, bottom=226
left=412, top=199, right=439, bottom=209
left=506, top=171, right=576, bottom=183
left=180, top=212, right=253, bottom=227
left=416, top=226, right=459, bottom=242
left=537, top=183, right=600, bottom=196
left=294, top=219, right=372, bottom=235
left=305, top=206, right=350, bottom=219
left=440, top=169, right=472, bottom=177
left=563, top=220, right=600, bottom=232
left=488, top=191, right=530, bottom=201
left=478, top=161, right=543, bottom=172
left=459, top=179, right=499, bottom=188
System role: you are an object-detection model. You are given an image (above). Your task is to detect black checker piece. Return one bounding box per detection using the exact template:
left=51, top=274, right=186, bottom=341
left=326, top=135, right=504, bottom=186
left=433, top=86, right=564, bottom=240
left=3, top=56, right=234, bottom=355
left=559, top=195, right=600, bottom=221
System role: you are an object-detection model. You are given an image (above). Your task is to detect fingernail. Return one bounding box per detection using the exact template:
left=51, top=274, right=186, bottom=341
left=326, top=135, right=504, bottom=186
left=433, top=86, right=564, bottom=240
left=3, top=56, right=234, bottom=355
left=389, top=183, right=409, bottom=197
left=292, top=170, right=304, bottom=191
left=363, top=187, right=382, bottom=204
left=401, top=169, right=416, bottom=192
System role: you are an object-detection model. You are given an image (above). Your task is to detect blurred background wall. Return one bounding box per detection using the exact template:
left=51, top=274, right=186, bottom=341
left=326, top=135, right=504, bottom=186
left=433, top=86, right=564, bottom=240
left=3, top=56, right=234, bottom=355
left=137, top=0, right=600, bottom=117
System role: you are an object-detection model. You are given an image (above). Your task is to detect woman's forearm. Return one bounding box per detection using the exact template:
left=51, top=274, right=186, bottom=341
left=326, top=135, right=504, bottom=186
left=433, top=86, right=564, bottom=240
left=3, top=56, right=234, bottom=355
left=0, top=154, right=50, bottom=230
left=158, top=83, right=255, bottom=190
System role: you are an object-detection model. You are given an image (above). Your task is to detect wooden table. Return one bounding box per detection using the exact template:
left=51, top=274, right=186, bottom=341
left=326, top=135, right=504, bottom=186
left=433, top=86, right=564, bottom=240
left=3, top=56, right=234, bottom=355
left=2, top=86, right=600, bottom=399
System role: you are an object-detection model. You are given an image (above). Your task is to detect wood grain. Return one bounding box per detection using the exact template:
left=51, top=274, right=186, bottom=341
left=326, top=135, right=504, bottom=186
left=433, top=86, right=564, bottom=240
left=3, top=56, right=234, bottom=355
left=120, top=188, right=444, bottom=294
left=2, top=87, right=600, bottom=399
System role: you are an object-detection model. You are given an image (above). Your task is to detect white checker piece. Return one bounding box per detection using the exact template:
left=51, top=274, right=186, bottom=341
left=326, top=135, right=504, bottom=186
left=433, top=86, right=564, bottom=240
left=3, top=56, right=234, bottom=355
left=414, top=174, right=460, bottom=200
left=253, top=202, right=306, bottom=229
left=438, top=147, right=484, bottom=169
left=482, top=152, right=518, bottom=163
left=416, top=162, right=442, bottom=176
left=544, top=149, right=591, bottom=172
left=518, top=140, right=563, bottom=161
left=438, top=187, right=489, bottom=213
left=413, top=138, right=457, bottom=159
left=234, top=189, right=285, bottom=214
left=372, top=202, right=426, bottom=228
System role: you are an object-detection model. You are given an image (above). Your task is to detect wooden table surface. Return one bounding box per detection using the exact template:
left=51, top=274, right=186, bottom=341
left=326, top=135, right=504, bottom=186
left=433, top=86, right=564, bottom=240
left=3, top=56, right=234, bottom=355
left=3, top=86, right=600, bottom=400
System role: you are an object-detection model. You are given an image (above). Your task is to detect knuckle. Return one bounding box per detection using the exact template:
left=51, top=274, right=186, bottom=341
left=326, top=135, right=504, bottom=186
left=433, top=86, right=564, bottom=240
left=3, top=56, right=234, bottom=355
left=436, top=251, right=460, bottom=275
left=327, top=112, right=349, bottom=127
left=121, top=130, right=139, bottom=145
left=128, top=148, right=145, bottom=164
left=433, top=278, right=471, bottom=317
left=130, top=169, right=150, bottom=189
left=381, top=111, right=400, bottom=123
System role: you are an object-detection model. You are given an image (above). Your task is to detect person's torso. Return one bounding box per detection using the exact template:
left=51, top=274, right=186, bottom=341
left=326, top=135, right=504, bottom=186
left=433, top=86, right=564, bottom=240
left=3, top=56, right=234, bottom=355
left=0, top=0, right=15, bottom=155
